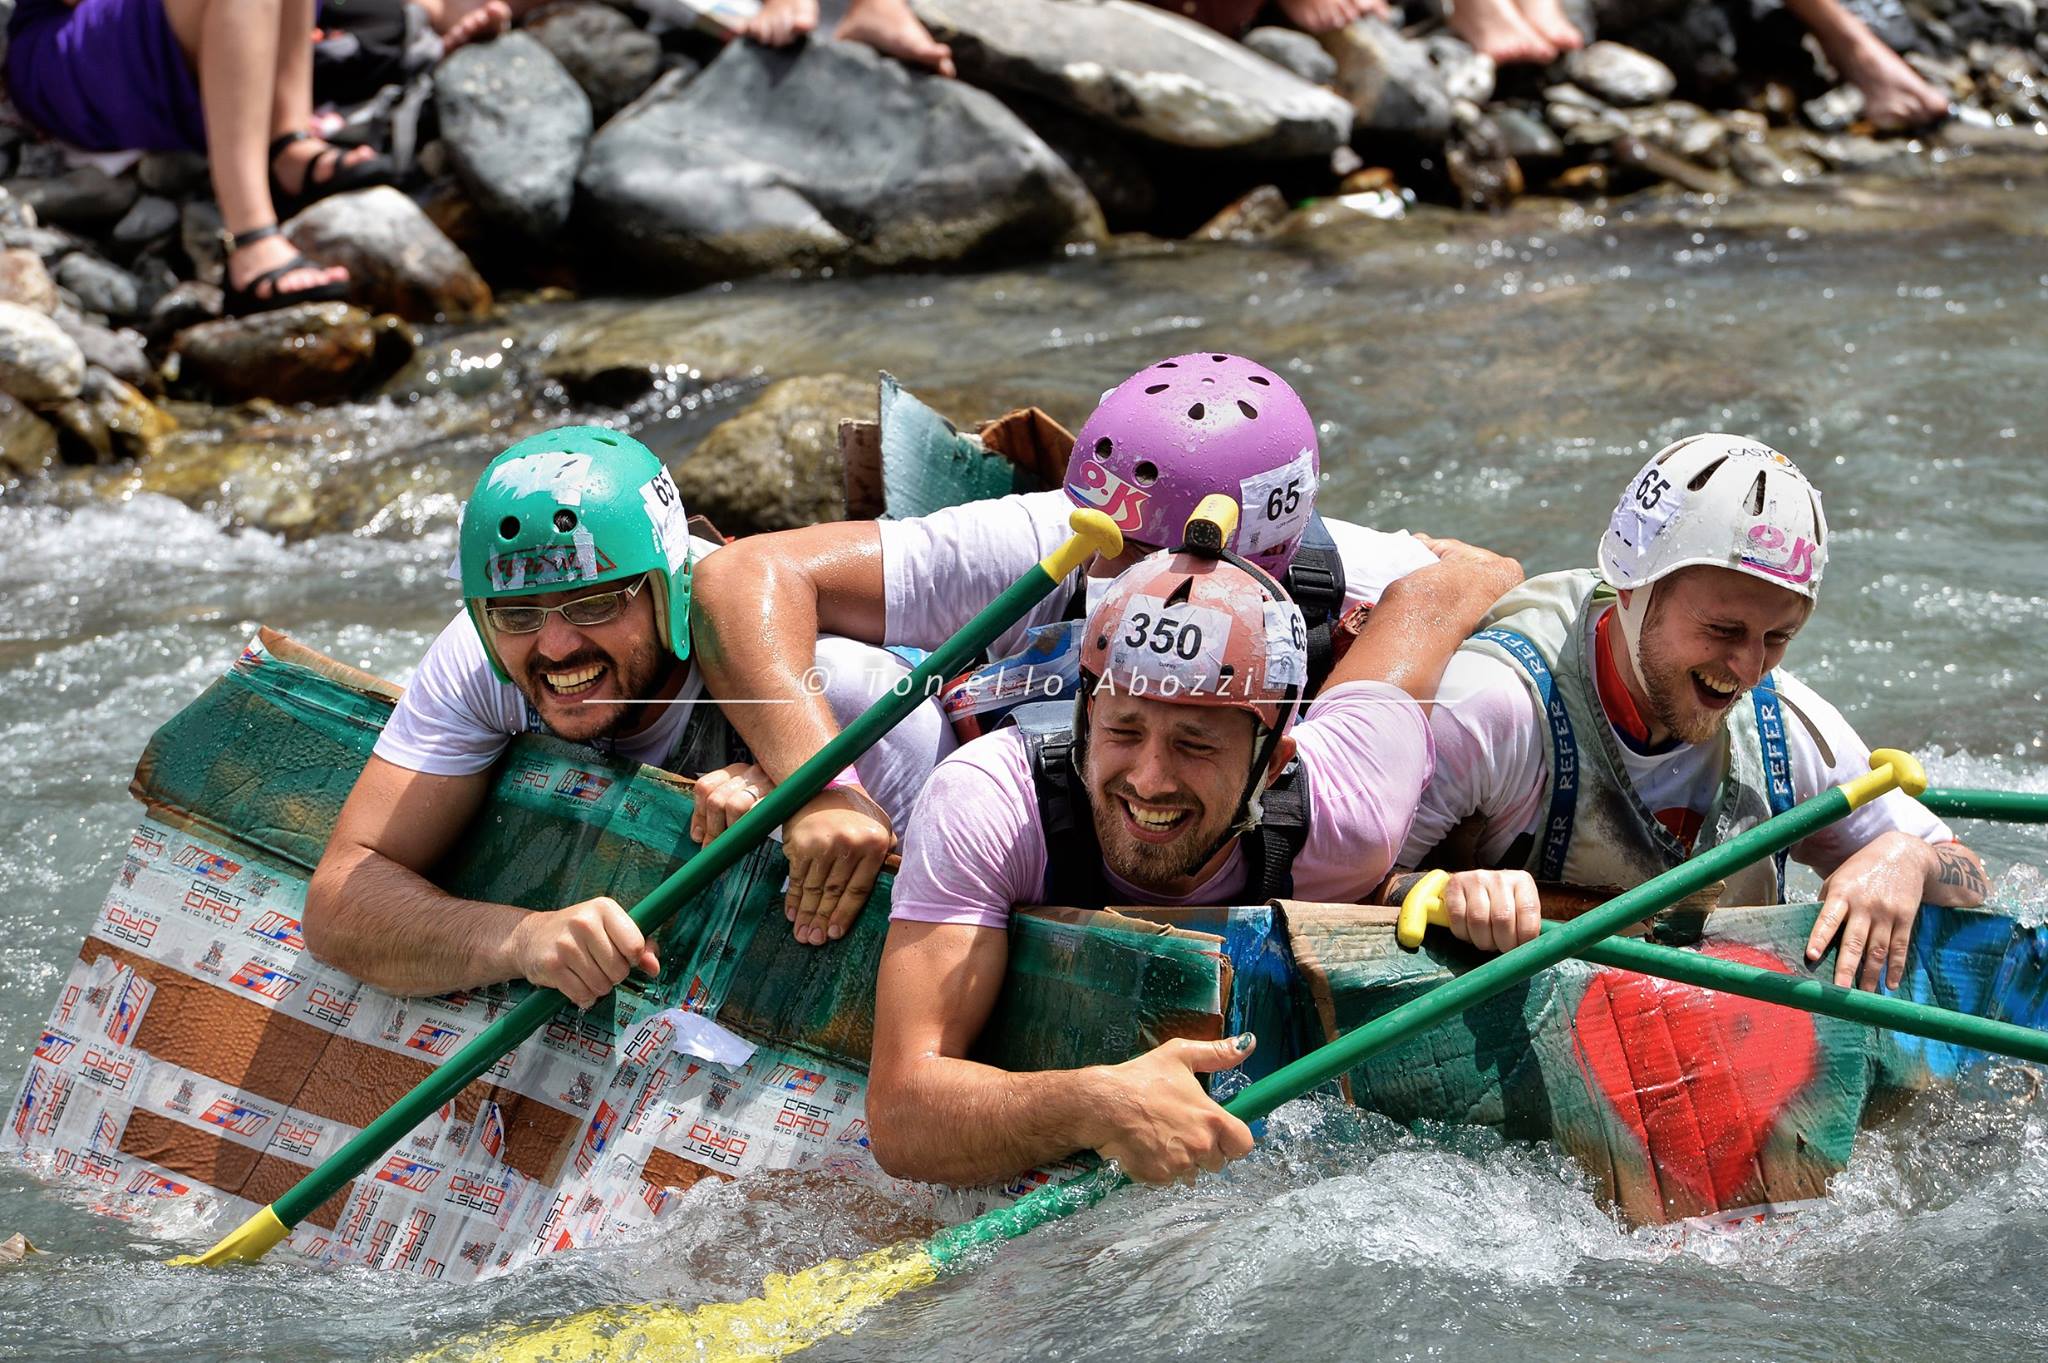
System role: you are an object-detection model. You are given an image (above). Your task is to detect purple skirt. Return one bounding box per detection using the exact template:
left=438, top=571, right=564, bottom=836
left=6, top=0, right=206, bottom=152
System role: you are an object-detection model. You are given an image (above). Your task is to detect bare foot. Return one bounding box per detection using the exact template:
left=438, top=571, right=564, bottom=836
left=1515, top=0, right=1585, bottom=53
left=835, top=0, right=955, bottom=77
left=1445, top=0, right=1558, bottom=66
left=1836, top=38, right=1949, bottom=130
left=1275, top=0, right=1389, bottom=33
left=228, top=233, right=348, bottom=302
left=746, top=0, right=818, bottom=46
left=440, top=0, right=512, bottom=51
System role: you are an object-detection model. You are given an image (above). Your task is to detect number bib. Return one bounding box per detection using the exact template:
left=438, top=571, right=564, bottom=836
left=1107, top=596, right=1233, bottom=696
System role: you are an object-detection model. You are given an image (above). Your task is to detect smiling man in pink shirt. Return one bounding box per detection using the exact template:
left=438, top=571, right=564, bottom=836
left=864, top=533, right=1522, bottom=1188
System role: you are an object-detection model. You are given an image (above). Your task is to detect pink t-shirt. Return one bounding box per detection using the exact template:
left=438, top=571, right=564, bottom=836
left=1403, top=646, right=1954, bottom=876
left=890, top=680, right=1434, bottom=928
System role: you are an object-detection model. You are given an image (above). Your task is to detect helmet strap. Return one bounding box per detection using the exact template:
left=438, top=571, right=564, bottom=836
left=1613, top=583, right=1656, bottom=697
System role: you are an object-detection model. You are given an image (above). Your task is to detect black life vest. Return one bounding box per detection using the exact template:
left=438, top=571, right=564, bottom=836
left=1013, top=704, right=1310, bottom=912
left=1060, top=512, right=1348, bottom=690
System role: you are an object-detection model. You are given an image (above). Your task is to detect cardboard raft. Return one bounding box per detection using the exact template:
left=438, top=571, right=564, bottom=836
left=9, top=633, right=1232, bottom=1280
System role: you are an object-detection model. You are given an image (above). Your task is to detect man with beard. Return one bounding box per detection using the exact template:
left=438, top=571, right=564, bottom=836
left=304, top=427, right=942, bottom=1008
left=862, top=532, right=1522, bottom=1186
left=1390, top=435, right=1986, bottom=991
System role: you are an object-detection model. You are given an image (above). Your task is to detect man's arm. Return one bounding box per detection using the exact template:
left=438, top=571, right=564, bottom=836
left=1808, top=835, right=1988, bottom=991
left=304, top=756, right=657, bottom=1007
left=689, top=525, right=897, bottom=944
left=866, top=920, right=1255, bottom=1187
left=1323, top=537, right=1522, bottom=707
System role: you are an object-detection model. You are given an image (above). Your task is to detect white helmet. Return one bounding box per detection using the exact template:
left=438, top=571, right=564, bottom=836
left=1599, top=434, right=1828, bottom=600
left=1598, top=434, right=1828, bottom=692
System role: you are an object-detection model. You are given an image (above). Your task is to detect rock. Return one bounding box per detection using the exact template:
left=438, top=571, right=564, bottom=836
left=0, top=391, right=58, bottom=480
left=1242, top=26, right=1338, bottom=85
left=0, top=248, right=57, bottom=313
left=1320, top=18, right=1453, bottom=140
left=1492, top=107, right=1564, bottom=159
left=1337, top=166, right=1397, bottom=193
left=670, top=373, right=871, bottom=533
left=1446, top=117, right=1523, bottom=210
left=434, top=31, right=593, bottom=240
left=912, top=0, right=1353, bottom=157
left=112, top=194, right=181, bottom=249
left=1196, top=184, right=1290, bottom=240
left=1425, top=34, right=1496, bottom=106
left=170, top=303, right=415, bottom=405
left=55, top=312, right=153, bottom=391
left=526, top=1, right=664, bottom=122
left=997, top=90, right=1159, bottom=228
left=1566, top=41, right=1676, bottom=106
left=0, top=220, right=81, bottom=266
left=1728, top=135, right=1824, bottom=187
left=181, top=201, right=225, bottom=284
left=0, top=301, right=85, bottom=400
left=1612, top=135, right=1735, bottom=194
left=8, top=167, right=139, bottom=229
left=1603, top=5, right=1738, bottom=96
left=55, top=253, right=143, bottom=319
left=137, top=150, right=212, bottom=197
left=578, top=41, right=1102, bottom=284
left=39, top=365, right=175, bottom=464
left=284, top=187, right=493, bottom=324
left=148, top=280, right=222, bottom=343
left=1803, top=84, right=1866, bottom=131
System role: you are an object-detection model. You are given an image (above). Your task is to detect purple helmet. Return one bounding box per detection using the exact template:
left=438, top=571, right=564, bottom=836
left=1065, top=353, right=1321, bottom=575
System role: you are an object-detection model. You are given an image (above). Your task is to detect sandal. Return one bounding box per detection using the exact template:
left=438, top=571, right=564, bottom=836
left=223, top=224, right=350, bottom=318
left=267, top=130, right=395, bottom=219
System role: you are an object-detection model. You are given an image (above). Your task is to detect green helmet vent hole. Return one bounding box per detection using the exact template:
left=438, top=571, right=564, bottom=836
left=498, top=515, right=521, bottom=539
left=554, top=509, right=579, bottom=532
left=1093, top=436, right=1114, bottom=459
left=1187, top=402, right=1206, bottom=421
left=594, top=433, right=619, bottom=446
left=1133, top=460, right=1159, bottom=485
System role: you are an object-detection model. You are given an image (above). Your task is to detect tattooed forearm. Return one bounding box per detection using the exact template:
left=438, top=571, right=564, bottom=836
left=1931, top=845, right=1988, bottom=903
left=1378, top=871, right=1428, bottom=907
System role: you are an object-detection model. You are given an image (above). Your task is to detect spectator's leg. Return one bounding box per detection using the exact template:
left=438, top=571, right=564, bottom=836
left=1443, top=0, right=1559, bottom=65
left=744, top=0, right=820, bottom=46
left=834, top=0, right=955, bottom=76
left=414, top=0, right=515, bottom=50
left=163, top=0, right=348, bottom=300
left=1514, top=0, right=1587, bottom=52
left=266, top=0, right=379, bottom=197
left=1781, top=0, right=1947, bottom=129
left=1274, top=0, right=1390, bottom=33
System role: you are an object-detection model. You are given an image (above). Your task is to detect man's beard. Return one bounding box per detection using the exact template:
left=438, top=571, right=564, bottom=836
left=1085, top=776, right=1234, bottom=890
left=1637, top=640, right=1740, bottom=747
left=521, top=637, right=669, bottom=743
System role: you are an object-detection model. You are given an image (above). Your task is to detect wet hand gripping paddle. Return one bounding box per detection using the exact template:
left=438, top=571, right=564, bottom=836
left=416, top=750, right=1927, bottom=1363
left=1395, top=768, right=2048, bottom=1067
left=169, top=508, right=1126, bottom=1269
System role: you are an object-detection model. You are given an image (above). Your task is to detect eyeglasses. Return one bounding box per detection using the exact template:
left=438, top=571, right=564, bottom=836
left=483, top=576, right=648, bottom=634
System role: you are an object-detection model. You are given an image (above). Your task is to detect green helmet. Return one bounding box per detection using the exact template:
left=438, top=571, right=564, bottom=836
left=458, top=425, right=692, bottom=684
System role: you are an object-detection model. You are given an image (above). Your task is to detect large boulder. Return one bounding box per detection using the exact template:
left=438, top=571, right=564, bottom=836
left=912, top=0, right=1351, bottom=158
left=577, top=41, right=1102, bottom=285
left=670, top=373, right=871, bottom=534
left=169, top=303, right=415, bottom=405
left=285, top=187, right=493, bottom=323
left=1320, top=18, right=1453, bottom=140
left=0, top=301, right=85, bottom=401
left=526, top=1, right=664, bottom=123
left=434, top=32, right=593, bottom=240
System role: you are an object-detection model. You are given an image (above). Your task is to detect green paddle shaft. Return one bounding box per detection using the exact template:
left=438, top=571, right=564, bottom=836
left=243, top=510, right=1126, bottom=1244
left=925, top=750, right=1922, bottom=1267
left=1919, top=787, right=2048, bottom=824
left=1559, top=929, right=2048, bottom=1063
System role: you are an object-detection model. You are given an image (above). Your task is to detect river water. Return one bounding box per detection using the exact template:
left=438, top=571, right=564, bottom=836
left=2, top=147, right=2046, bottom=1360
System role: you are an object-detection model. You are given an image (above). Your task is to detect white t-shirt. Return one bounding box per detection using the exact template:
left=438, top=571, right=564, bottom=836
left=891, top=680, right=1434, bottom=929
left=879, top=490, right=1439, bottom=660
left=1402, top=646, right=1955, bottom=877
left=373, top=615, right=954, bottom=832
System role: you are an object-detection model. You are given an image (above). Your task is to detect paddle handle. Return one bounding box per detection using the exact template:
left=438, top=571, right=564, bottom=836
left=1918, top=787, right=2048, bottom=824
left=194, top=510, right=1125, bottom=1259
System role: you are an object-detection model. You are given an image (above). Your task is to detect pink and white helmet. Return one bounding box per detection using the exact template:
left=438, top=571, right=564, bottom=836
left=1065, top=353, right=1320, bottom=576
left=1079, top=550, right=1308, bottom=735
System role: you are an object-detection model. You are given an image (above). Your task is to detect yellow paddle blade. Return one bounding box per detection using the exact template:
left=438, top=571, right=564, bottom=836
left=416, top=1243, right=941, bottom=1363
left=166, top=1205, right=290, bottom=1267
